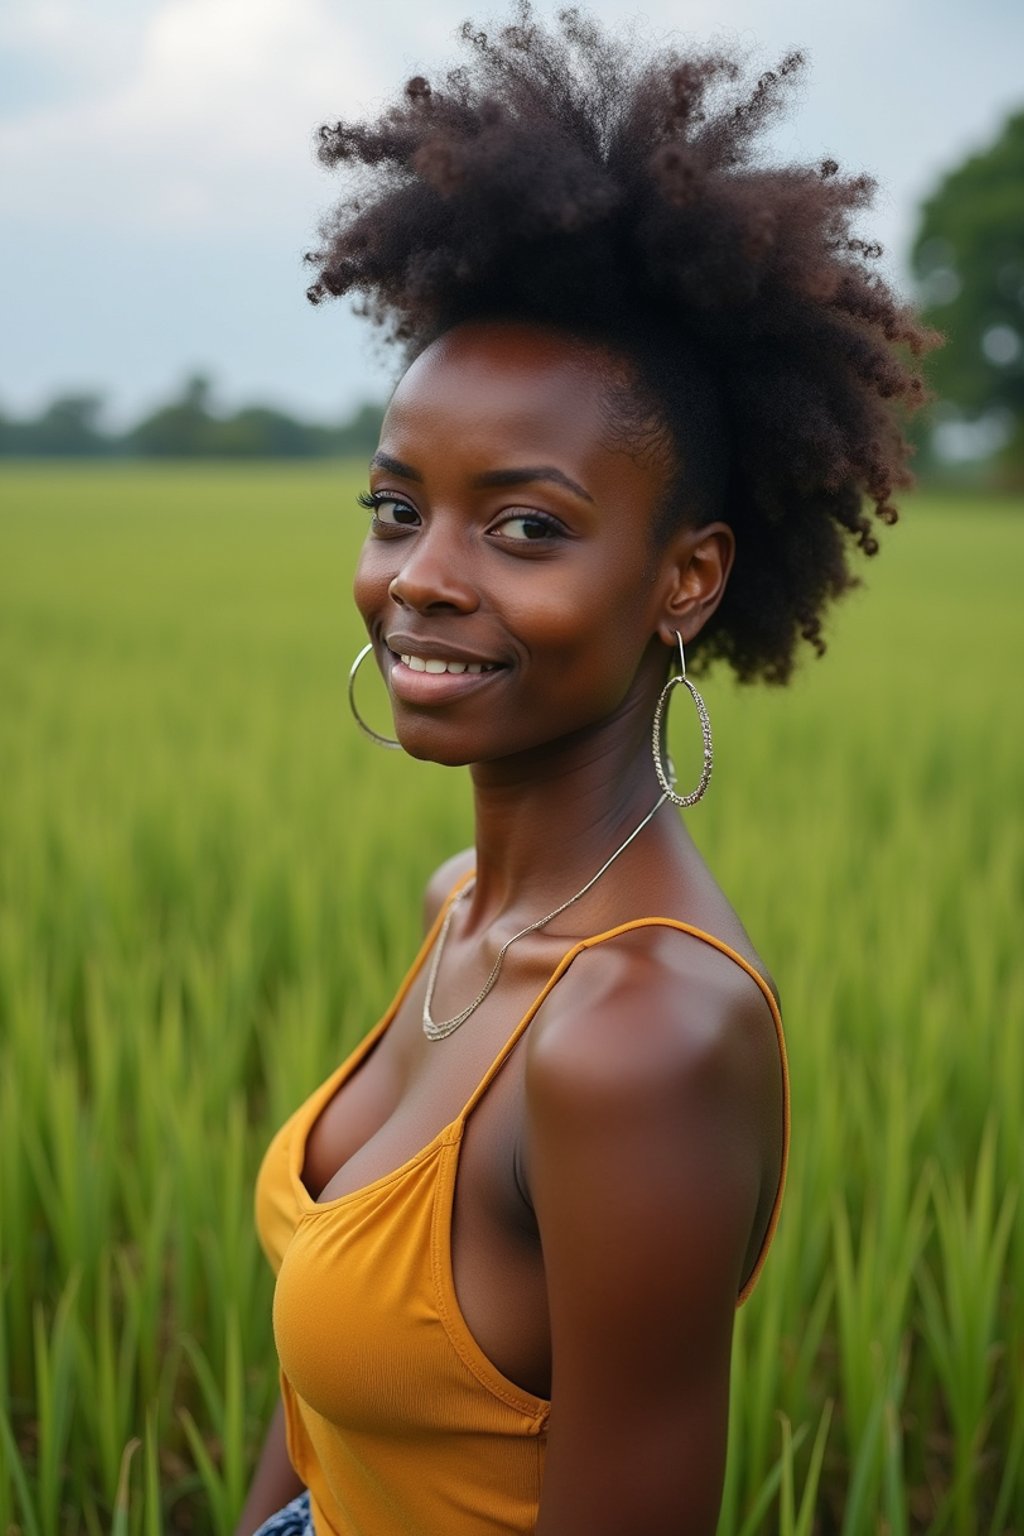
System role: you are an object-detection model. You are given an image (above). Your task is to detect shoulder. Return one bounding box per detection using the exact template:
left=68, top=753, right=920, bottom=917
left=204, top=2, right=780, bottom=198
left=523, top=921, right=784, bottom=1292
left=527, top=920, right=779, bottom=1121
left=422, top=847, right=475, bottom=931
left=523, top=922, right=783, bottom=1531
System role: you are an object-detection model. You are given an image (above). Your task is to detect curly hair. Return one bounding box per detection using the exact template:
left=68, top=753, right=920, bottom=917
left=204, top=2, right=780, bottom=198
left=306, top=4, right=937, bottom=683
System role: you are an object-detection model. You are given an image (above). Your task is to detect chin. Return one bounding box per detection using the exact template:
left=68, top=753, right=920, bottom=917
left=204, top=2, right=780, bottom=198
left=402, top=743, right=474, bottom=768
left=392, top=724, right=480, bottom=768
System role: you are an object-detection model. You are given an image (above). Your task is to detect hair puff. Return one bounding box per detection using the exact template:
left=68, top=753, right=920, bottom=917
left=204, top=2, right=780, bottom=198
left=307, top=3, right=938, bottom=682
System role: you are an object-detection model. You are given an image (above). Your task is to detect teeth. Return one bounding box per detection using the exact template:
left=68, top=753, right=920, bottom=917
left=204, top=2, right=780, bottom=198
left=399, top=653, right=494, bottom=676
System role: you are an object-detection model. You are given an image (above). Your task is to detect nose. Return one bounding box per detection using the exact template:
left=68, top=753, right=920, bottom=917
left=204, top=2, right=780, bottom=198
left=387, top=526, right=480, bottom=615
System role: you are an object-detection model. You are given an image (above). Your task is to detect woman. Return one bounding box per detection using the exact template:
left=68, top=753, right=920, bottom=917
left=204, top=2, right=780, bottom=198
left=239, top=10, right=931, bottom=1534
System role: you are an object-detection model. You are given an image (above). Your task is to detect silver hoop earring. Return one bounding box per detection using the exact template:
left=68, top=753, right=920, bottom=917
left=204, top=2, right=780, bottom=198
left=651, top=632, right=713, bottom=806
left=348, top=642, right=402, bottom=749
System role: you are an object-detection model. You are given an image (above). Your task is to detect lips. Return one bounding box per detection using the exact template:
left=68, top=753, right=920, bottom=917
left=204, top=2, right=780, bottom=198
left=384, top=638, right=506, bottom=706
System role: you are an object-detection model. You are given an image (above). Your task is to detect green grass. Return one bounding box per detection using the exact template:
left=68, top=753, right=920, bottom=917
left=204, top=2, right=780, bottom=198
left=1, top=464, right=1022, bottom=1534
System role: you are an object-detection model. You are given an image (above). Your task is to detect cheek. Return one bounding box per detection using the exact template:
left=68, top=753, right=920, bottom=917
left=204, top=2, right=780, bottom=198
left=506, top=567, right=652, bottom=704
left=352, top=541, right=391, bottom=621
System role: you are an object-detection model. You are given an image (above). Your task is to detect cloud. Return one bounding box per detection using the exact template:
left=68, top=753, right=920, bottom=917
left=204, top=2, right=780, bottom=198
left=0, top=0, right=951, bottom=251
left=0, top=0, right=384, bottom=233
left=0, top=0, right=157, bottom=117
left=2, top=0, right=1022, bottom=418
left=0, top=0, right=877, bottom=238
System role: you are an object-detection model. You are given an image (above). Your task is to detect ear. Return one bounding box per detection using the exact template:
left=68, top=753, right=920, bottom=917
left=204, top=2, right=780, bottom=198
left=655, top=522, right=735, bottom=649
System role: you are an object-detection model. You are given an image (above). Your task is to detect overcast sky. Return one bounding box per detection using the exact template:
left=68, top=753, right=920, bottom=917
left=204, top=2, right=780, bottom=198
left=1, top=0, right=1021, bottom=425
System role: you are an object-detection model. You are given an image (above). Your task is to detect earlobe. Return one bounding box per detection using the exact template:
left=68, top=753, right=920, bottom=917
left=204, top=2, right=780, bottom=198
left=657, top=522, right=735, bottom=648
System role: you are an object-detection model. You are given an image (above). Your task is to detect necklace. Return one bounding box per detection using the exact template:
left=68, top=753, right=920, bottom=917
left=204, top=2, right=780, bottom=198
left=422, top=789, right=670, bottom=1041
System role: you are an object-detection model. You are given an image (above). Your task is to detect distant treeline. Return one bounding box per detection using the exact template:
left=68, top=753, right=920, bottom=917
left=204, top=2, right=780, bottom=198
left=0, top=370, right=1005, bottom=489
left=0, top=374, right=385, bottom=460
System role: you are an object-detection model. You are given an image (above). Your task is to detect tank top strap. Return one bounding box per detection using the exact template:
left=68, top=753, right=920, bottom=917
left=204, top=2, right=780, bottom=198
left=456, top=912, right=785, bottom=1115
left=354, top=869, right=480, bottom=1065
left=453, top=912, right=789, bottom=1304
left=579, top=917, right=785, bottom=1037
left=454, top=931, right=603, bottom=1124
left=401, top=869, right=479, bottom=1006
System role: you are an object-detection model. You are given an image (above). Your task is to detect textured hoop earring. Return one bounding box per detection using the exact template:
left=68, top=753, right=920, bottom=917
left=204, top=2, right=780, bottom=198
left=651, top=632, right=713, bottom=806
left=347, top=642, right=402, bottom=750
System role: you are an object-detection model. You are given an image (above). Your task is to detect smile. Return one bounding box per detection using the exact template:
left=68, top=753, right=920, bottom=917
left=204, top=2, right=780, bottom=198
left=400, top=654, right=500, bottom=675
left=387, top=646, right=505, bottom=707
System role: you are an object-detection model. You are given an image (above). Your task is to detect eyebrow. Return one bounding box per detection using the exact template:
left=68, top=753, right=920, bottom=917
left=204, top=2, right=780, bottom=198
left=370, top=452, right=422, bottom=480
left=369, top=452, right=594, bottom=505
left=473, top=467, right=595, bottom=504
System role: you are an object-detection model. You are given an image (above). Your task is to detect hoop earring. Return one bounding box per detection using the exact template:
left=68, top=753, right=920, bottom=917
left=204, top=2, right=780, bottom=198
left=348, top=642, right=402, bottom=750
left=651, top=632, right=713, bottom=806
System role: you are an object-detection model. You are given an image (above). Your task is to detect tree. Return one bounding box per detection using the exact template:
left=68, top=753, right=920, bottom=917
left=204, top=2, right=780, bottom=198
left=326, top=402, right=386, bottom=458
left=912, top=109, right=1024, bottom=479
left=127, top=371, right=220, bottom=457
left=0, top=374, right=386, bottom=460
left=0, top=393, right=110, bottom=456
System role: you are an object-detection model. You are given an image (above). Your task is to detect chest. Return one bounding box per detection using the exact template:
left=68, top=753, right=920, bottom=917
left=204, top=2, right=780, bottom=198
left=300, top=934, right=566, bottom=1208
left=290, top=951, right=557, bottom=1402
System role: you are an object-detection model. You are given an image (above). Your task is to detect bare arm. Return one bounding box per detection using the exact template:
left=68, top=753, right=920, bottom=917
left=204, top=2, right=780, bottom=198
left=526, top=941, right=780, bottom=1536
left=233, top=1397, right=304, bottom=1536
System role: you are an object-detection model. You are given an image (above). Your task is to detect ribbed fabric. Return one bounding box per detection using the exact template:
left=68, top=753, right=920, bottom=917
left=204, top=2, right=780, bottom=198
left=255, top=884, right=789, bottom=1536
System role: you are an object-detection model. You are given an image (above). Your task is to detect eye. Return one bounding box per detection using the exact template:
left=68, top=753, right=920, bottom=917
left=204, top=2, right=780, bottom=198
left=490, top=511, right=563, bottom=543
left=357, top=490, right=420, bottom=530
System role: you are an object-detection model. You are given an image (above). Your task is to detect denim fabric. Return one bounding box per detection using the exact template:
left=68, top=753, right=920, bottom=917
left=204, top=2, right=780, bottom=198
left=251, top=1490, right=313, bottom=1535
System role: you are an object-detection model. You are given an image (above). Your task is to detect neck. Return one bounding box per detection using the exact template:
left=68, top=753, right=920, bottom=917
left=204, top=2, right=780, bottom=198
left=464, top=686, right=680, bottom=929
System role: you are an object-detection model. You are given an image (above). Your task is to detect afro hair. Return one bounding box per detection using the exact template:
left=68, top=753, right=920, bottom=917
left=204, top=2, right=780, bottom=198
left=306, top=4, right=938, bottom=682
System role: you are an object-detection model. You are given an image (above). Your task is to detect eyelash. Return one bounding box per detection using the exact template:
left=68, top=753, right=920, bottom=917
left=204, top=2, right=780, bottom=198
left=357, top=489, right=417, bottom=536
left=356, top=490, right=389, bottom=511
left=356, top=491, right=565, bottom=544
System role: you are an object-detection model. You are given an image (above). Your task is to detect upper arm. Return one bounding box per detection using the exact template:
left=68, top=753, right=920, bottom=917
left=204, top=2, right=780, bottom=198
left=526, top=940, right=774, bottom=1536
left=421, top=847, right=474, bottom=932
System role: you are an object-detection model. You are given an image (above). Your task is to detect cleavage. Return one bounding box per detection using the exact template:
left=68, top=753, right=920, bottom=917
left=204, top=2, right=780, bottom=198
left=299, top=964, right=535, bottom=1206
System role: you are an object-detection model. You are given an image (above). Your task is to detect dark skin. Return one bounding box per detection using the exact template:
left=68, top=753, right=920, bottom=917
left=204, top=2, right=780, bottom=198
left=237, top=322, right=785, bottom=1536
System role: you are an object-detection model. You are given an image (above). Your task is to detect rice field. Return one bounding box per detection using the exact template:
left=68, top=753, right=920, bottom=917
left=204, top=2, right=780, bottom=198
left=1, top=463, right=1022, bottom=1535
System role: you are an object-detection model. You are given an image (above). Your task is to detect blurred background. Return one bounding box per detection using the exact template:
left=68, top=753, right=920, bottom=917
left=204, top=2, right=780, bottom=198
left=1, top=4, right=1022, bottom=1535
left=2, top=0, right=1023, bottom=480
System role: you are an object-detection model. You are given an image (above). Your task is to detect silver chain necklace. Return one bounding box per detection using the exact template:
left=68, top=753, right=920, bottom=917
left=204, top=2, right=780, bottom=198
left=422, top=788, right=670, bottom=1041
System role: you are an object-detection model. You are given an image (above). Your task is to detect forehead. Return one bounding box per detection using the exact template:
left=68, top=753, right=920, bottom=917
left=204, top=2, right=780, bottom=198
left=382, top=322, right=643, bottom=478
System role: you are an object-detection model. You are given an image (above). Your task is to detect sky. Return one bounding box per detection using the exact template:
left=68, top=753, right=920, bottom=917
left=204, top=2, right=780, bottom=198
left=1, top=0, right=1021, bottom=426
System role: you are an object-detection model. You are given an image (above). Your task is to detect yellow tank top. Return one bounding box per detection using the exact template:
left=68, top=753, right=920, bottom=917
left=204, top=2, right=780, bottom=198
left=255, top=885, right=789, bottom=1536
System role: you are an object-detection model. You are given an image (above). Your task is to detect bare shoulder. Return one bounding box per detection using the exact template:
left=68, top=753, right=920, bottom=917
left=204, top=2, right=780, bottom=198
left=526, top=920, right=781, bottom=1112
left=522, top=918, right=786, bottom=1526
left=523, top=918, right=786, bottom=1299
left=422, top=847, right=475, bottom=931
